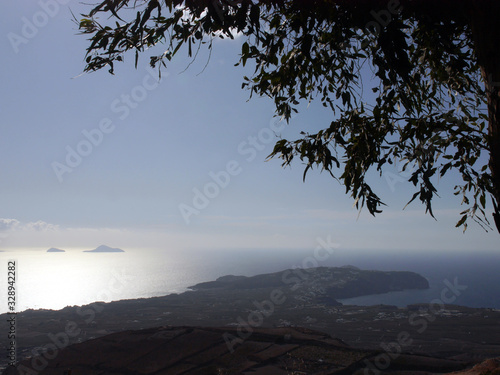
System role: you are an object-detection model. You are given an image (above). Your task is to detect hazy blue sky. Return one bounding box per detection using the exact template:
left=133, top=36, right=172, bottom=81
left=1, top=1, right=498, bottom=253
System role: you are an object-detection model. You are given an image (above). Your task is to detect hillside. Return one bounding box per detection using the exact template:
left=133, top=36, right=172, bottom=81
left=7, top=326, right=481, bottom=375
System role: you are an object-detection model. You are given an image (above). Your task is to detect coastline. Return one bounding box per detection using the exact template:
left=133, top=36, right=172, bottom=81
left=1, top=267, right=499, bottom=371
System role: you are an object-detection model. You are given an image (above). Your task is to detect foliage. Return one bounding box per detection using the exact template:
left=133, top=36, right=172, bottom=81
left=77, top=0, right=494, bottom=231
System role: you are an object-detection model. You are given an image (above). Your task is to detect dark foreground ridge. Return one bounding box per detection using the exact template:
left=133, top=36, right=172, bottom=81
left=7, top=326, right=496, bottom=375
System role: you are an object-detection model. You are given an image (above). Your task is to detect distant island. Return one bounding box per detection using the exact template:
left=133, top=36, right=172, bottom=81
left=83, top=245, right=125, bottom=253
left=47, top=248, right=66, bottom=253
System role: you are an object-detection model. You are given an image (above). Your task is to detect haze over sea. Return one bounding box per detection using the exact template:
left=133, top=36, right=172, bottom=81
left=1, top=248, right=499, bottom=314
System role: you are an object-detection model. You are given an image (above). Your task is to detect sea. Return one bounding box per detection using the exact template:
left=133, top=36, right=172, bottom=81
left=1, top=247, right=500, bottom=314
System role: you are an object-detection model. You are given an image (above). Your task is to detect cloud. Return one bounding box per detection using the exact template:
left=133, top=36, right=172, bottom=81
left=0, top=218, right=58, bottom=232
left=24, top=220, right=59, bottom=231
left=0, top=218, right=20, bottom=231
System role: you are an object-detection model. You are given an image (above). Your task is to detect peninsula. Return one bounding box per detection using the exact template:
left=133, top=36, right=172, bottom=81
left=191, top=266, right=429, bottom=302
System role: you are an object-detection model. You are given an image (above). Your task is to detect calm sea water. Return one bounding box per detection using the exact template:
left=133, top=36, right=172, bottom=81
left=1, top=248, right=499, bottom=313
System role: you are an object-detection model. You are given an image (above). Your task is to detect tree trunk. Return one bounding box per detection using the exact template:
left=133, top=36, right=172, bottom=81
left=485, top=79, right=500, bottom=233
left=469, top=2, right=500, bottom=233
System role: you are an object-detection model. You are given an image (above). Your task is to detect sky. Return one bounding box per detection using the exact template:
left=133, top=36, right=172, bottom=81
left=0, top=1, right=498, bottom=253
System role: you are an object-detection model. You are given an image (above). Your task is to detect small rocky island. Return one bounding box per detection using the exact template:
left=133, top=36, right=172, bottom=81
left=83, top=245, right=125, bottom=253
left=46, top=248, right=65, bottom=253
